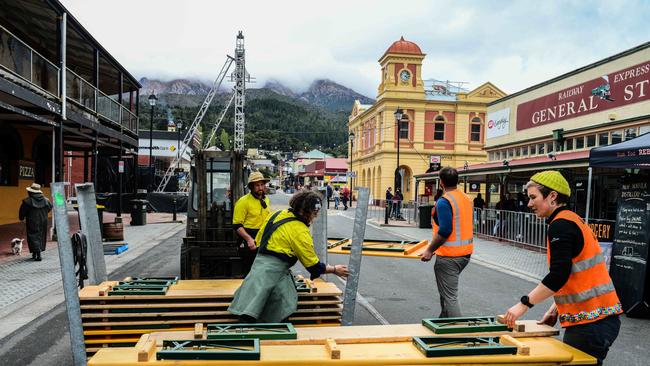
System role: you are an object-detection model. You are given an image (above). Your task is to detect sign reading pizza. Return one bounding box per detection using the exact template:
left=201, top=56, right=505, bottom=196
left=517, top=60, right=650, bottom=130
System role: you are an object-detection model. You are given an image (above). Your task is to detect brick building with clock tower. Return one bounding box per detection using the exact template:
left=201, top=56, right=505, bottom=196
left=348, top=36, right=506, bottom=203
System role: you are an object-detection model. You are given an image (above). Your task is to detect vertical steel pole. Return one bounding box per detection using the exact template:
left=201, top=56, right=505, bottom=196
left=75, top=183, right=107, bottom=284
left=585, top=167, right=593, bottom=223
left=312, top=188, right=328, bottom=279
left=51, top=183, right=87, bottom=366
left=149, top=105, right=154, bottom=192
left=341, top=187, right=369, bottom=326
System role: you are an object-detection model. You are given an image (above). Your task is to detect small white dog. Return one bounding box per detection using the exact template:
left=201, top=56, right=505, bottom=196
left=11, top=238, right=24, bottom=256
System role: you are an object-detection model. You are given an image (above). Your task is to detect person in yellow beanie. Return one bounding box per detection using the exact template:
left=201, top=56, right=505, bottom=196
left=503, top=170, right=621, bottom=366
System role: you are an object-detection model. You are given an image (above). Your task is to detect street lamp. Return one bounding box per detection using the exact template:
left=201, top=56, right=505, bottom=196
left=148, top=92, right=158, bottom=192
left=393, top=107, right=403, bottom=191
left=176, top=120, right=183, bottom=170
left=348, top=131, right=355, bottom=207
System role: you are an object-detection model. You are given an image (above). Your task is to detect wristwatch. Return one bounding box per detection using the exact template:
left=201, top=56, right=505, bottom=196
left=520, top=295, right=534, bottom=308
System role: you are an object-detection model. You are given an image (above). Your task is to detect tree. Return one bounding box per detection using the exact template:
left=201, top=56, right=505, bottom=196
left=220, top=129, right=231, bottom=151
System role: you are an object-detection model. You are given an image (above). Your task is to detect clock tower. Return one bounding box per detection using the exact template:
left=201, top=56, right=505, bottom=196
left=377, top=36, right=426, bottom=100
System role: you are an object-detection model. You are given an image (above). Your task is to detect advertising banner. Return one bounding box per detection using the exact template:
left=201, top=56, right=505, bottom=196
left=486, top=108, right=510, bottom=139
left=517, top=59, right=650, bottom=130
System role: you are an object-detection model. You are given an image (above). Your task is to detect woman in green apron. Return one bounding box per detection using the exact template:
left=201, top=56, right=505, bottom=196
left=229, top=190, right=349, bottom=323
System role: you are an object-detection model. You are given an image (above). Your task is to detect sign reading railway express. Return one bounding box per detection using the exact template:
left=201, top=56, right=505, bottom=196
left=517, top=60, right=650, bottom=130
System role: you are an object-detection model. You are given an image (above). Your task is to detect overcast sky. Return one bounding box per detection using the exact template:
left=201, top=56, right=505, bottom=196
left=60, top=0, right=650, bottom=98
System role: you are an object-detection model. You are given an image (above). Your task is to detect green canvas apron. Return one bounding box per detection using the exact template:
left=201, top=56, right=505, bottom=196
left=228, top=211, right=299, bottom=322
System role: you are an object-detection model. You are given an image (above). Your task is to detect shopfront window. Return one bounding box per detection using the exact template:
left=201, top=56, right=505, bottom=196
left=611, top=130, right=622, bottom=144
left=521, top=146, right=528, bottom=156
left=537, top=143, right=545, bottom=155
left=565, top=138, right=573, bottom=151
left=546, top=142, right=554, bottom=153
left=598, top=132, right=609, bottom=146
left=515, top=147, right=520, bottom=157
left=625, top=128, right=637, bottom=140
left=586, top=135, right=596, bottom=147
left=576, top=136, right=584, bottom=149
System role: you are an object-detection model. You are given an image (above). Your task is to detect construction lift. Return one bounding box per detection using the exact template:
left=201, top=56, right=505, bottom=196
left=177, top=31, right=252, bottom=279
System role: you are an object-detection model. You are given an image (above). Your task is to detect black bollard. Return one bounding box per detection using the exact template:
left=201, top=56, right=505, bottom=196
left=172, top=198, right=177, bottom=222
left=385, top=204, right=389, bottom=225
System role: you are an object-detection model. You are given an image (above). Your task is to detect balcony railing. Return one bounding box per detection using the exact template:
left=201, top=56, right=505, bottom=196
left=0, top=25, right=59, bottom=97
left=67, top=69, right=138, bottom=134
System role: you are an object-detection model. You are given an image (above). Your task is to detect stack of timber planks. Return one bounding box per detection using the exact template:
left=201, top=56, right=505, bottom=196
left=79, top=278, right=343, bottom=354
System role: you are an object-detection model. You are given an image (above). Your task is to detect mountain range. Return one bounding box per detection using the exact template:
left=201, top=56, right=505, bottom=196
left=139, top=77, right=374, bottom=113
left=138, top=78, right=375, bottom=156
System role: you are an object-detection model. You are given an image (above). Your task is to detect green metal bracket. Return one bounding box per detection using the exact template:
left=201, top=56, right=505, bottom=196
left=412, top=336, right=517, bottom=357
left=207, top=323, right=297, bottom=340
left=422, top=316, right=509, bottom=334
left=116, top=282, right=172, bottom=288
left=108, top=286, right=169, bottom=296
left=327, top=238, right=350, bottom=249
left=156, top=339, right=260, bottom=360
left=124, top=276, right=179, bottom=284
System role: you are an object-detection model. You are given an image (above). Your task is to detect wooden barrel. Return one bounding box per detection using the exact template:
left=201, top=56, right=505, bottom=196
left=103, top=222, right=124, bottom=241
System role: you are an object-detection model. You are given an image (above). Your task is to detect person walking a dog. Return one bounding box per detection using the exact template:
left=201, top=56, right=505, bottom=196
left=19, top=183, right=52, bottom=261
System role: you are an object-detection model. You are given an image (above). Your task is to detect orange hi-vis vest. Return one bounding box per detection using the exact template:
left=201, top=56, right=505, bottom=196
left=548, top=210, right=622, bottom=328
left=432, top=190, right=474, bottom=257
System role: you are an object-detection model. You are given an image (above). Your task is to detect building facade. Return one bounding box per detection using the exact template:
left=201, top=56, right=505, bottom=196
left=348, top=37, right=506, bottom=202
left=0, top=0, right=140, bottom=224
left=419, top=41, right=650, bottom=221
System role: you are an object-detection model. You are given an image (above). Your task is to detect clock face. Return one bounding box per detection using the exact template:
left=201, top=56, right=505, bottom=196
left=400, top=70, right=411, bottom=82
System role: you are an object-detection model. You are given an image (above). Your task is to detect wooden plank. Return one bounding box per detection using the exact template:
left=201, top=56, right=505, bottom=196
left=80, top=299, right=341, bottom=309
left=80, top=279, right=342, bottom=301
left=500, top=335, right=530, bottom=356
left=324, top=338, right=340, bottom=359
left=403, top=240, right=429, bottom=255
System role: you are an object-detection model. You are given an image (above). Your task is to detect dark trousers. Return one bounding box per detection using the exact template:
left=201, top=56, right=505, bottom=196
left=563, top=315, right=620, bottom=366
left=237, top=228, right=259, bottom=276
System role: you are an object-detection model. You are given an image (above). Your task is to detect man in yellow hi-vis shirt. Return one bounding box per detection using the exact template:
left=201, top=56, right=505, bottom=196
left=233, top=171, right=271, bottom=275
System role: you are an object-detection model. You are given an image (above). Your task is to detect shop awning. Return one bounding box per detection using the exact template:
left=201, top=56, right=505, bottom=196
left=589, top=132, right=650, bottom=169
left=415, top=150, right=590, bottom=182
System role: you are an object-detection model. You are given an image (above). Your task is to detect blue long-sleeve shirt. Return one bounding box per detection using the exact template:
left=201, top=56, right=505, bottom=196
left=433, top=197, right=452, bottom=239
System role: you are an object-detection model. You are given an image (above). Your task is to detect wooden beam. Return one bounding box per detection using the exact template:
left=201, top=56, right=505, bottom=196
left=500, top=335, right=530, bottom=356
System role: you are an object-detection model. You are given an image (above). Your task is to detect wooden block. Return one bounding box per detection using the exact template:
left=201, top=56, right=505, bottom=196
left=135, top=334, right=156, bottom=362
left=499, top=334, right=530, bottom=356
left=194, top=323, right=203, bottom=339
left=496, top=314, right=526, bottom=332
left=324, top=338, right=340, bottom=359
left=98, top=285, right=112, bottom=296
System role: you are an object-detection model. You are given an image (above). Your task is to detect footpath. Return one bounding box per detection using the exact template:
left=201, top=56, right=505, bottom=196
left=0, top=211, right=185, bottom=340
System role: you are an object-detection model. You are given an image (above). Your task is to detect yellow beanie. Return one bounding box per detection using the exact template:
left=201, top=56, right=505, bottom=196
left=530, top=171, right=571, bottom=197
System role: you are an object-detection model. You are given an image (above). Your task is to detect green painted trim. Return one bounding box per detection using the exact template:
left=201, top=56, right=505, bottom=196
left=157, top=339, right=260, bottom=360
left=422, top=316, right=509, bottom=334
left=207, top=323, right=297, bottom=340
left=413, top=336, right=517, bottom=357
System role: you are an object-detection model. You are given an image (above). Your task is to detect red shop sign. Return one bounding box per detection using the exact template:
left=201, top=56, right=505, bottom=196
left=516, top=60, right=650, bottom=130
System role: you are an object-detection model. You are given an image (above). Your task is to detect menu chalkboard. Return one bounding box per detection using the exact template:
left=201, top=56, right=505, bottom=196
left=610, top=178, right=650, bottom=318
